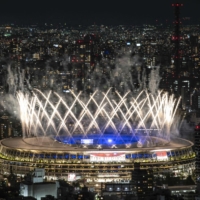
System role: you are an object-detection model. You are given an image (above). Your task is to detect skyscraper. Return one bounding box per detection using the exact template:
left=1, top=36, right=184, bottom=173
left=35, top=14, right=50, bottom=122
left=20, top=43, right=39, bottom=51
left=131, top=163, right=153, bottom=199
left=171, top=3, right=183, bottom=74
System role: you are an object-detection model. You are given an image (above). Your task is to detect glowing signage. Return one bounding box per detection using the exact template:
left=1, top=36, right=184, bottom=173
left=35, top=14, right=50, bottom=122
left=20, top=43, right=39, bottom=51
left=81, top=139, right=93, bottom=145
left=68, top=173, right=76, bottom=182
left=90, top=153, right=125, bottom=162
left=98, top=174, right=119, bottom=177
left=155, top=151, right=168, bottom=161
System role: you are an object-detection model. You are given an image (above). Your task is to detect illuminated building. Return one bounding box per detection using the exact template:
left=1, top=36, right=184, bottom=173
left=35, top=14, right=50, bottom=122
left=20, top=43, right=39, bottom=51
left=195, top=124, right=200, bottom=182
left=131, top=163, right=153, bottom=199
left=20, top=168, right=73, bottom=200
left=0, top=114, right=12, bottom=139
left=68, top=34, right=99, bottom=92
left=171, top=3, right=183, bottom=74
left=191, top=89, right=200, bottom=118
left=0, top=136, right=195, bottom=190
left=0, top=89, right=195, bottom=189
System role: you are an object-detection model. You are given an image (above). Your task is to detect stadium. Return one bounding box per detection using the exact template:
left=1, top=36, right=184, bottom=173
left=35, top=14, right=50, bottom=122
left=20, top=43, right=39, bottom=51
left=0, top=89, right=195, bottom=188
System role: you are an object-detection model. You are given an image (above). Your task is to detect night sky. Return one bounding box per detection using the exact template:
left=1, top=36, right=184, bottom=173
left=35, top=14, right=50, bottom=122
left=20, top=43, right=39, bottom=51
left=1, top=0, right=200, bottom=25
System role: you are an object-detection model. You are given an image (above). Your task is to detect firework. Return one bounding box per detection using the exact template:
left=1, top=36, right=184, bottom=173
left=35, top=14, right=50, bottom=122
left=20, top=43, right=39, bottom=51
left=17, top=88, right=181, bottom=145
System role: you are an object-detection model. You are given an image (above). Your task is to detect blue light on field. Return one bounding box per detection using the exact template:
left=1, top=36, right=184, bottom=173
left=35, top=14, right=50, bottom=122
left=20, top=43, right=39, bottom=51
left=55, top=133, right=139, bottom=146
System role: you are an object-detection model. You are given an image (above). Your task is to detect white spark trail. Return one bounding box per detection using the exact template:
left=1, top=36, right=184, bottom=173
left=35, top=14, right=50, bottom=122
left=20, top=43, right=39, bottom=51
left=17, top=89, right=180, bottom=142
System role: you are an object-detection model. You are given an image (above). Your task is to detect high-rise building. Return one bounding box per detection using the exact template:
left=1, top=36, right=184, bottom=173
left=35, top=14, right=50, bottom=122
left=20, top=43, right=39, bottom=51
left=190, top=35, right=199, bottom=55
left=131, top=163, right=153, bottom=199
left=171, top=3, right=183, bottom=74
left=191, top=89, right=200, bottom=118
left=0, top=114, right=11, bottom=139
left=0, top=114, right=22, bottom=139
left=67, top=34, right=100, bottom=92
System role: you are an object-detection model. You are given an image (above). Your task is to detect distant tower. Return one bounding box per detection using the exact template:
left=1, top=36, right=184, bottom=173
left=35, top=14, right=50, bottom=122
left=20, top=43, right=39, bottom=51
left=171, top=3, right=183, bottom=74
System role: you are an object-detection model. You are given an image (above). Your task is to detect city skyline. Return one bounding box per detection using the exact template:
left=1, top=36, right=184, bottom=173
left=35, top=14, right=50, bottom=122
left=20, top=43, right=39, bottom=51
left=0, top=1, right=200, bottom=199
